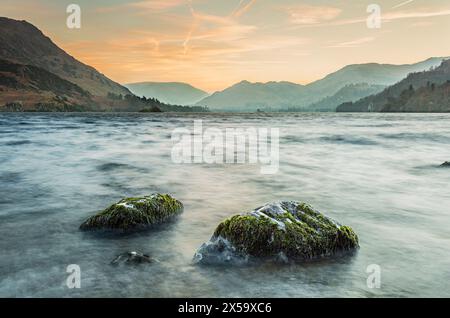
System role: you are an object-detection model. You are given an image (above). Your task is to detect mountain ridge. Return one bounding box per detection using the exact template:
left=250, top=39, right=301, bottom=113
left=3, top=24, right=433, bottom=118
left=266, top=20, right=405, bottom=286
left=196, top=57, right=448, bottom=111
left=0, top=17, right=130, bottom=97
left=125, top=82, right=209, bottom=105
left=337, top=59, right=450, bottom=112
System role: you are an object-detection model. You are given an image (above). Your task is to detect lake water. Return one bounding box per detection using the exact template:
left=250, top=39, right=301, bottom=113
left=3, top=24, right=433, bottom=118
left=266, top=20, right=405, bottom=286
left=1, top=112, right=450, bottom=297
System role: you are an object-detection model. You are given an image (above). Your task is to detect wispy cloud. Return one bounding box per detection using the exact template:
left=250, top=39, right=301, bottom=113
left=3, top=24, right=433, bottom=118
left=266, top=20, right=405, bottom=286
left=232, top=0, right=258, bottom=18
left=392, top=0, right=415, bottom=10
left=384, top=9, right=450, bottom=21
left=327, top=37, right=375, bottom=48
left=128, top=0, right=186, bottom=11
left=287, top=4, right=342, bottom=25
left=182, top=0, right=258, bottom=54
left=97, top=0, right=187, bottom=13
left=291, top=5, right=450, bottom=28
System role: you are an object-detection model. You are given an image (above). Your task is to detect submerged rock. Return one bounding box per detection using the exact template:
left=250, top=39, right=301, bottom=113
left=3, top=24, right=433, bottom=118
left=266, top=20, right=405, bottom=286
left=441, top=161, right=450, bottom=167
left=111, top=251, right=156, bottom=265
left=194, top=201, right=359, bottom=265
left=80, top=193, right=183, bottom=231
left=193, top=237, right=249, bottom=265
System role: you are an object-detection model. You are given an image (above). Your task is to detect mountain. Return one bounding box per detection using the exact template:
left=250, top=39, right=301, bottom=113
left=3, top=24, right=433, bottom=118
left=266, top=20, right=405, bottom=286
left=125, top=82, right=209, bottom=105
left=0, top=17, right=130, bottom=97
left=0, top=59, right=208, bottom=112
left=0, top=17, right=208, bottom=112
left=0, top=58, right=94, bottom=111
left=197, top=81, right=305, bottom=111
left=303, top=83, right=386, bottom=112
left=196, top=58, right=447, bottom=111
left=337, top=59, right=450, bottom=112
left=381, top=81, right=450, bottom=112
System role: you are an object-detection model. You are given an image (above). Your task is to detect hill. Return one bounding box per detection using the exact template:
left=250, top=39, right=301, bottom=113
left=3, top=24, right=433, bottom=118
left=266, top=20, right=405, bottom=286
left=196, top=58, right=447, bottom=111
left=303, top=83, right=386, bottom=112
left=337, top=59, right=450, bottom=112
left=125, top=82, right=209, bottom=106
left=197, top=81, right=305, bottom=111
left=0, top=17, right=130, bottom=97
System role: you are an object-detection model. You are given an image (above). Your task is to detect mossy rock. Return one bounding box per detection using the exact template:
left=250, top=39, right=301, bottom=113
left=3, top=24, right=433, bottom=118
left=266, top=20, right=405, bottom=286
left=80, top=193, right=183, bottom=231
left=194, top=201, right=359, bottom=264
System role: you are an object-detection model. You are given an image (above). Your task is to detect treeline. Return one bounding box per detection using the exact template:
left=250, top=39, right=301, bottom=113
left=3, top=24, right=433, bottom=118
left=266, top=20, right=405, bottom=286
left=107, top=92, right=209, bottom=112
left=381, top=81, right=450, bottom=112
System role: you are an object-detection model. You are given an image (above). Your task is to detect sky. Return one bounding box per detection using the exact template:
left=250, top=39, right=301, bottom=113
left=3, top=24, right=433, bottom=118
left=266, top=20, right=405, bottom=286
left=2, top=0, right=450, bottom=92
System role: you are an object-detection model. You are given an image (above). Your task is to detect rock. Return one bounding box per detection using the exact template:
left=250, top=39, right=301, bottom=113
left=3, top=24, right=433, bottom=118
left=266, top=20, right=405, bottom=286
left=80, top=193, right=183, bottom=231
left=440, top=161, right=450, bottom=167
left=193, top=237, right=249, bottom=265
left=194, top=201, right=359, bottom=264
left=111, top=251, right=156, bottom=265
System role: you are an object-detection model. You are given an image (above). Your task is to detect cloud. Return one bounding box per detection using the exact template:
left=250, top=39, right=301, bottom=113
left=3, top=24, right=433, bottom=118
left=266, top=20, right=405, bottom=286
left=392, top=0, right=415, bottom=10
left=384, top=9, right=450, bottom=21
left=97, top=0, right=187, bottom=13
left=287, top=4, right=342, bottom=25
left=290, top=6, right=450, bottom=28
left=232, top=0, right=258, bottom=18
left=128, top=0, right=187, bottom=11
left=327, top=37, right=375, bottom=48
left=182, top=0, right=258, bottom=54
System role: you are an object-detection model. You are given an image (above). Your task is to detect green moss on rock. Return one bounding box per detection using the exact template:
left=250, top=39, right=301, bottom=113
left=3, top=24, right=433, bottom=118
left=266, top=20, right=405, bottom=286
left=80, top=193, right=183, bottom=231
left=195, top=201, right=359, bottom=263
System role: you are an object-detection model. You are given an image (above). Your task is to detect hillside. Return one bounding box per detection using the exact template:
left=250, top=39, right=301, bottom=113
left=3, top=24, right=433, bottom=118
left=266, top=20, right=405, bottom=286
left=125, top=82, right=209, bottom=106
left=0, top=17, right=208, bottom=112
left=196, top=58, right=447, bottom=111
left=303, top=83, right=386, bottom=112
left=0, top=58, right=95, bottom=111
left=197, top=81, right=305, bottom=111
left=0, top=58, right=208, bottom=112
left=0, top=17, right=130, bottom=97
left=337, top=59, right=450, bottom=112
left=381, top=81, right=450, bottom=112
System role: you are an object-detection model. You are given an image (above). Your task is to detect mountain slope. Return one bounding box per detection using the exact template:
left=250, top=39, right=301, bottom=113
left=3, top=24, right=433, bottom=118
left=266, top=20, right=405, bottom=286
left=125, top=82, right=209, bottom=105
left=0, top=59, right=209, bottom=112
left=381, top=81, right=450, bottom=112
left=304, top=83, right=386, bottom=112
left=337, top=59, right=450, bottom=112
left=197, top=81, right=305, bottom=111
left=0, top=17, right=130, bottom=97
left=0, top=58, right=95, bottom=111
left=197, top=58, right=447, bottom=111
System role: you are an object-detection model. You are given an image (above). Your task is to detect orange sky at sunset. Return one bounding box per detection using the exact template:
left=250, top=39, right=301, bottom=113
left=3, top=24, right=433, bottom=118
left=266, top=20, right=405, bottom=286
left=2, top=0, right=450, bottom=92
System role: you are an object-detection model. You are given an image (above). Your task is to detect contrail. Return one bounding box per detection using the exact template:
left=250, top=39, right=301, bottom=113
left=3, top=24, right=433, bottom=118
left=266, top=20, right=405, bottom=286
left=392, top=0, right=415, bottom=9
left=183, top=0, right=197, bottom=54
left=231, top=0, right=246, bottom=16
left=232, top=0, right=257, bottom=18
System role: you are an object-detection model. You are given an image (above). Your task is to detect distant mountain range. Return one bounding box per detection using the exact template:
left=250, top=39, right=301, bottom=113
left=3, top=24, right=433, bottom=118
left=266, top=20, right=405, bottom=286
left=0, top=17, right=207, bottom=112
left=196, top=57, right=447, bottom=112
left=125, top=82, right=209, bottom=106
left=337, top=59, right=450, bottom=112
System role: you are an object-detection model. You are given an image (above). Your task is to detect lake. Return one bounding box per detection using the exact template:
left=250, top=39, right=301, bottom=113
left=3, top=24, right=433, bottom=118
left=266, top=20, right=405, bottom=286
left=1, top=112, right=450, bottom=297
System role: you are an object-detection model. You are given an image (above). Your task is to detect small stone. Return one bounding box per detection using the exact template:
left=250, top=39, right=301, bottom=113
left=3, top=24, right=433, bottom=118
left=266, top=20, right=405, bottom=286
left=111, top=251, right=155, bottom=265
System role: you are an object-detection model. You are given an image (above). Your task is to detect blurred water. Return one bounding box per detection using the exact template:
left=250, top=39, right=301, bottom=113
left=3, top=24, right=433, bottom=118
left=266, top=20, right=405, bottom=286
left=0, top=112, right=450, bottom=297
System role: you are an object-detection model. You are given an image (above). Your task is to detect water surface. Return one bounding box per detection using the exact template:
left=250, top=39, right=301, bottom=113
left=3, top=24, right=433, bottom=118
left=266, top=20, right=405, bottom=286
left=1, top=112, right=450, bottom=297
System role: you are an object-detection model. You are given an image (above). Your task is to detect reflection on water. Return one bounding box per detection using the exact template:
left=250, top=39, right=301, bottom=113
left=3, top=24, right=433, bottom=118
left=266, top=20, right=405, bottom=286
left=1, top=112, right=450, bottom=297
